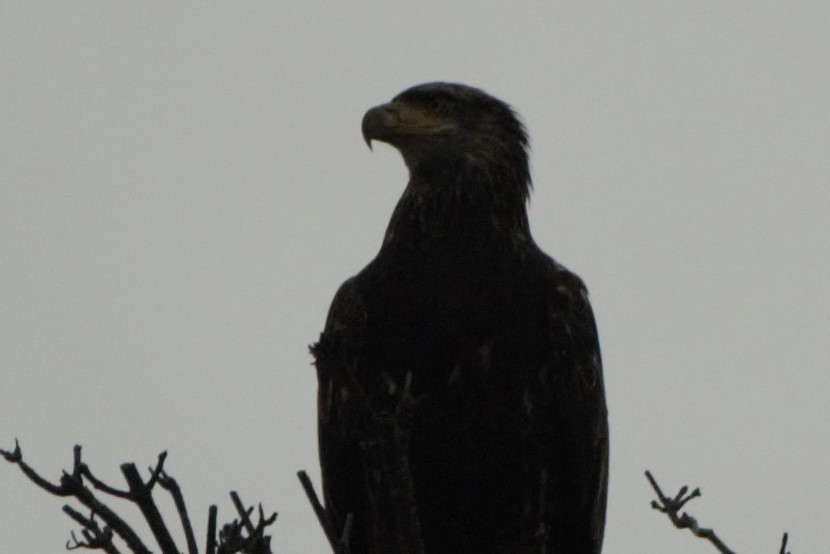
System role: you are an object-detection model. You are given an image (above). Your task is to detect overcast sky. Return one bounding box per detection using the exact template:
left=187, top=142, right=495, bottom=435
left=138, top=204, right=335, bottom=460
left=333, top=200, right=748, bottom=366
left=2, top=3, right=828, bottom=553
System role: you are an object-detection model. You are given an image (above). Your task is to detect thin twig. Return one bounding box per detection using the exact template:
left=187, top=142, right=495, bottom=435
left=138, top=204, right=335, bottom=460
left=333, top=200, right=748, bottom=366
left=646, top=470, right=733, bottom=553
left=245, top=503, right=278, bottom=553
left=230, top=491, right=257, bottom=536
left=1, top=439, right=66, bottom=495
left=62, top=506, right=122, bottom=554
left=213, top=494, right=277, bottom=554
left=297, top=470, right=354, bottom=554
left=158, top=471, right=198, bottom=554
left=206, top=505, right=218, bottom=554
left=145, top=451, right=168, bottom=490
left=779, top=532, right=790, bottom=554
left=78, top=464, right=131, bottom=499
left=298, top=470, right=341, bottom=552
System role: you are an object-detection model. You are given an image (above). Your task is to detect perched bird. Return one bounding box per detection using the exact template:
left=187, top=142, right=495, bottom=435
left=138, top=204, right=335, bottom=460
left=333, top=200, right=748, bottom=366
left=312, top=82, right=608, bottom=553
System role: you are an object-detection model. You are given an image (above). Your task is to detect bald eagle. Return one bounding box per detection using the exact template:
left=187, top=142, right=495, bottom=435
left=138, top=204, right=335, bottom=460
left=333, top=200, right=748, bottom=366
left=312, top=83, right=608, bottom=553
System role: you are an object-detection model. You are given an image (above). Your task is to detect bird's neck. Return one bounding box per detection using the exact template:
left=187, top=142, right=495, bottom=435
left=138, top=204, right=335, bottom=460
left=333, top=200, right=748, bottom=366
left=381, top=165, right=532, bottom=253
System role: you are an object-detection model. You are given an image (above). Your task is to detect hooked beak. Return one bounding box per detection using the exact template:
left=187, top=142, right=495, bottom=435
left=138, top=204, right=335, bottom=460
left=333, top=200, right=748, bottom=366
left=361, top=101, right=456, bottom=150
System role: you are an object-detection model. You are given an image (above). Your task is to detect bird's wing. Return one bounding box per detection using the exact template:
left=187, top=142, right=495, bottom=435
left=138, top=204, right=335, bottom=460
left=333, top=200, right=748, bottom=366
left=311, top=276, right=371, bottom=548
left=537, top=266, right=609, bottom=552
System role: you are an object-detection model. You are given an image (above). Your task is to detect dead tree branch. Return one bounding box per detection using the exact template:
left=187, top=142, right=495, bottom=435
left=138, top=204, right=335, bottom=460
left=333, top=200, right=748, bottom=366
left=646, top=470, right=790, bottom=554
left=157, top=470, right=198, bottom=554
left=779, top=532, right=791, bottom=554
left=1, top=440, right=277, bottom=554
left=63, top=506, right=121, bottom=554
left=298, top=470, right=352, bottom=554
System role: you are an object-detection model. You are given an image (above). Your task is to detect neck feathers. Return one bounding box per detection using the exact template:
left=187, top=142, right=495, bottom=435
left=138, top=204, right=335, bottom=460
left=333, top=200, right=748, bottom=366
left=383, top=157, right=532, bottom=249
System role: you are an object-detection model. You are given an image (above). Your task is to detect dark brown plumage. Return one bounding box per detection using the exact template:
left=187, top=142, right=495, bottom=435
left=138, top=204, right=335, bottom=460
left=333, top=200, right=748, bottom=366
left=312, top=82, right=608, bottom=553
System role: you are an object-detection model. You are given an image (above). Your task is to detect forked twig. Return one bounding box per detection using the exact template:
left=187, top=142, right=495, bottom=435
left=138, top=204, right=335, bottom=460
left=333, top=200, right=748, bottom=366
left=646, top=470, right=790, bottom=554
left=645, top=470, right=734, bottom=553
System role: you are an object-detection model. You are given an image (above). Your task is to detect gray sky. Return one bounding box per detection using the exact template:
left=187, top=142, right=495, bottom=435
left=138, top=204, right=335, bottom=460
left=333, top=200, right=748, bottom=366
left=2, top=3, right=828, bottom=553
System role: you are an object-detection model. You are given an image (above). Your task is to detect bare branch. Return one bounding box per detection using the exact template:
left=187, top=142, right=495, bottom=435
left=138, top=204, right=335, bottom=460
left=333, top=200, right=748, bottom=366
left=157, top=471, right=198, bottom=554
left=206, top=505, right=218, bottom=554
left=215, top=493, right=277, bottom=554
left=298, top=470, right=340, bottom=550
left=120, top=462, right=178, bottom=553
left=779, top=532, right=791, bottom=554
left=646, top=471, right=790, bottom=554
left=145, top=451, right=168, bottom=490
left=77, top=464, right=130, bottom=500
left=5, top=443, right=281, bottom=554
left=62, top=506, right=121, bottom=554
left=645, top=470, right=735, bottom=554
left=230, top=491, right=256, bottom=536
left=1, top=439, right=68, bottom=495
left=2, top=441, right=152, bottom=553
left=62, top=470, right=153, bottom=554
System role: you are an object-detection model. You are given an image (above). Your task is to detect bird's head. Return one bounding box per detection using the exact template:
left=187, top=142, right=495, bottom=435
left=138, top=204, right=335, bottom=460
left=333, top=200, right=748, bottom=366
left=362, top=82, right=530, bottom=196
